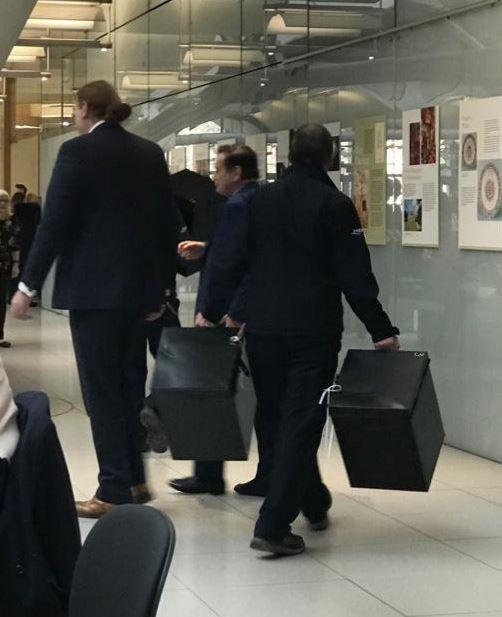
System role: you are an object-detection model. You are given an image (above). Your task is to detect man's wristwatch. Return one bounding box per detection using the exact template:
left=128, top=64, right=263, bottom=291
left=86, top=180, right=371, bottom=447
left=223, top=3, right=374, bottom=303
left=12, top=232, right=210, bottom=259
left=18, top=282, right=37, bottom=299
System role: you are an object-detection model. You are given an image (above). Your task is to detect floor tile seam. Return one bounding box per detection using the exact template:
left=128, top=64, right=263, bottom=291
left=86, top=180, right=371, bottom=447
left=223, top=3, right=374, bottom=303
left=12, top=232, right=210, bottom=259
left=317, top=569, right=408, bottom=617
left=307, top=551, right=410, bottom=616
left=309, top=551, right=502, bottom=617
left=212, top=494, right=258, bottom=523
left=336, top=492, right=467, bottom=539
left=168, top=587, right=221, bottom=616
left=335, top=490, right=406, bottom=519
left=337, top=496, right=464, bottom=518
left=382, top=511, right=473, bottom=544
left=175, top=577, right=349, bottom=593
left=440, top=538, right=502, bottom=573
left=458, top=487, right=502, bottom=507
left=411, top=610, right=502, bottom=616
left=381, top=512, right=502, bottom=574
left=173, top=550, right=254, bottom=557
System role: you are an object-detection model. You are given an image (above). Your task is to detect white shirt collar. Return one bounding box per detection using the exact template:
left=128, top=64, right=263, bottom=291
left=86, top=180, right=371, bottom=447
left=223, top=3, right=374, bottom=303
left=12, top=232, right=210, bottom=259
left=89, top=120, right=106, bottom=134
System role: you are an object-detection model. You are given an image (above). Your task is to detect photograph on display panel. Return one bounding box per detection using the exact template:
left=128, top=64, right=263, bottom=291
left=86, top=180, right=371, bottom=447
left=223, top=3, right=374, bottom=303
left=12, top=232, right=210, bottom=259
left=420, top=106, right=437, bottom=165
left=409, top=123, right=421, bottom=166
left=478, top=160, right=502, bottom=221
left=462, top=133, right=478, bottom=171
left=404, top=199, right=423, bottom=232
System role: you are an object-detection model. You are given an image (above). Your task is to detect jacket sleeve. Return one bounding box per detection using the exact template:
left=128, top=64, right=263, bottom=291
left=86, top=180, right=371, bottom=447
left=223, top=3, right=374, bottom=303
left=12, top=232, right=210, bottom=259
left=227, top=272, right=249, bottom=323
left=328, top=195, right=399, bottom=343
left=21, top=140, right=86, bottom=291
left=201, top=196, right=250, bottom=321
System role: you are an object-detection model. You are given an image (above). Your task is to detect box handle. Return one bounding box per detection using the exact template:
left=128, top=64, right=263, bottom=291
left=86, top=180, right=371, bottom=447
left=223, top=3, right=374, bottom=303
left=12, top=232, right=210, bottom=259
left=319, top=383, right=342, bottom=406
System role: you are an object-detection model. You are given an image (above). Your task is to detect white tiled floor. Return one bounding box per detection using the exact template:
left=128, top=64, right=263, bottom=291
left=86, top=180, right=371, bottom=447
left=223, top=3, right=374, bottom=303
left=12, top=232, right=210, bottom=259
left=4, top=309, right=502, bottom=617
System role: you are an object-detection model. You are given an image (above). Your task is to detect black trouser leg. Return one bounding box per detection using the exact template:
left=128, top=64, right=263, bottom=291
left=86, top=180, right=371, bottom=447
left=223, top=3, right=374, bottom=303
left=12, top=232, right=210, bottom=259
left=248, top=333, right=338, bottom=540
left=70, top=310, right=145, bottom=504
left=0, top=271, right=8, bottom=340
left=248, top=335, right=289, bottom=485
left=194, top=461, right=224, bottom=482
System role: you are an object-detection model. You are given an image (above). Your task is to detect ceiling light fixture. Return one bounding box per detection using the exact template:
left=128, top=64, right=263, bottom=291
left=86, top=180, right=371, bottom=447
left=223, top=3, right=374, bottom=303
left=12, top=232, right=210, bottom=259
left=7, top=45, right=46, bottom=63
left=7, top=55, right=39, bottom=63
left=182, top=48, right=263, bottom=68
left=31, top=103, right=74, bottom=118
left=1, top=69, right=52, bottom=79
left=267, top=14, right=361, bottom=37
left=26, top=18, right=95, bottom=30
left=120, top=71, right=188, bottom=91
left=39, top=1, right=111, bottom=6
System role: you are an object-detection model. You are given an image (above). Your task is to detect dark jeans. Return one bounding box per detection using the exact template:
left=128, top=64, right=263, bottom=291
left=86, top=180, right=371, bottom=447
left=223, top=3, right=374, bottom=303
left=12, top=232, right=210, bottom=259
left=246, top=332, right=339, bottom=540
left=69, top=309, right=146, bottom=504
left=0, top=270, right=9, bottom=340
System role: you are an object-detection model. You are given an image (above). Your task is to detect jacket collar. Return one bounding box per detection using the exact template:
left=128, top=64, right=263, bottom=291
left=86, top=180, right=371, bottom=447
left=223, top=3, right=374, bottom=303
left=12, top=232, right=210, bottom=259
left=285, top=163, right=336, bottom=189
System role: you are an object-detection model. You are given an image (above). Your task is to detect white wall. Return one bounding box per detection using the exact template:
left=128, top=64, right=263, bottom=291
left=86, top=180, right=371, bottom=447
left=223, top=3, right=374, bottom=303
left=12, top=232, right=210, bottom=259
left=11, top=134, right=40, bottom=195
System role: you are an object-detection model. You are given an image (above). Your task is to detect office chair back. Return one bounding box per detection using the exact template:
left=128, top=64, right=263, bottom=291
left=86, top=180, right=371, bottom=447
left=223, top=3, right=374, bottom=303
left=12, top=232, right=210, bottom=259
left=69, top=504, right=175, bottom=617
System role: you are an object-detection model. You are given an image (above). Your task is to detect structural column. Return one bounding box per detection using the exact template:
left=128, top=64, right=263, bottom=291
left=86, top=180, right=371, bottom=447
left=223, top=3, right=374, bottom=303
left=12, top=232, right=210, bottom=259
left=2, top=78, right=16, bottom=194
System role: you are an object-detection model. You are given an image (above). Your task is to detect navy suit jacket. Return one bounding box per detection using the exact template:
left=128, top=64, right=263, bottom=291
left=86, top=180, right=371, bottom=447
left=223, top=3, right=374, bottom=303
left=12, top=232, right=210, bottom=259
left=204, top=164, right=398, bottom=340
left=22, top=123, right=177, bottom=311
left=196, top=182, right=257, bottom=323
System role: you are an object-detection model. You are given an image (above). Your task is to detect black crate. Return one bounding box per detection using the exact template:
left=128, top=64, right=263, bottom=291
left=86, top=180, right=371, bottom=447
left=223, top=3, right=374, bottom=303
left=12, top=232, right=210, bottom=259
left=329, top=350, right=444, bottom=492
left=151, top=327, right=255, bottom=461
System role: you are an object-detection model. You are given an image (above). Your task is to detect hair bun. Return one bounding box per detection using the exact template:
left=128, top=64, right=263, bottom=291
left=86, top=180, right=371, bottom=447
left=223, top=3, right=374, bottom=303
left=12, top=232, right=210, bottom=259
left=105, top=101, right=132, bottom=124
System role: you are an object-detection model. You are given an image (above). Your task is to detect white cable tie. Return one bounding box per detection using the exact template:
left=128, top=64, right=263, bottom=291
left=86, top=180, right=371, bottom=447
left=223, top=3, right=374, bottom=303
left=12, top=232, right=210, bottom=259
left=319, top=384, right=342, bottom=406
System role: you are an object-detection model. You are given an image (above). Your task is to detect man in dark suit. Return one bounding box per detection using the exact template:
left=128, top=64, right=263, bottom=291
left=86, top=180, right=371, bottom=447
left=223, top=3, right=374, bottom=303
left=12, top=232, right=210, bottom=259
left=11, top=80, right=177, bottom=518
left=204, top=125, right=399, bottom=555
left=169, top=145, right=264, bottom=496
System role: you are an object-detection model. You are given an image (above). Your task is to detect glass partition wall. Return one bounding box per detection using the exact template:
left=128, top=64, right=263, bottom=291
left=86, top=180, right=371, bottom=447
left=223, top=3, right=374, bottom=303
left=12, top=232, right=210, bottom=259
left=42, top=0, right=502, bottom=462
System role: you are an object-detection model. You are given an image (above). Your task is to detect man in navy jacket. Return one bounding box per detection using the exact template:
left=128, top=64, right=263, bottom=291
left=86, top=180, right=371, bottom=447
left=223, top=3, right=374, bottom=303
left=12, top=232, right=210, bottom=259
left=204, top=125, right=400, bottom=555
left=11, top=81, right=177, bottom=518
left=170, top=145, right=263, bottom=496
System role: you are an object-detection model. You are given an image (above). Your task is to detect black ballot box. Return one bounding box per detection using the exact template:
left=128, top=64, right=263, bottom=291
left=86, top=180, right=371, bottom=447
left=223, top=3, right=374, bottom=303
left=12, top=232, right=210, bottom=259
left=328, top=350, right=444, bottom=492
left=150, top=327, right=256, bottom=461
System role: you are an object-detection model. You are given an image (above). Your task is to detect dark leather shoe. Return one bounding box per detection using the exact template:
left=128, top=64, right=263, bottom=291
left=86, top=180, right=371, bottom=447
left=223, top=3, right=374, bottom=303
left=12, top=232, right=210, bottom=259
left=303, top=483, right=332, bottom=530
left=76, top=497, right=114, bottom=519
left=140, top=405, right=168, bottom=453
left=169, top=476, right=225, bottom=495
left=234, top=478, right=268, bottom=497
left=250, top=532, right=305, bottom=556
left=132, top=483, right=154, bottom=504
